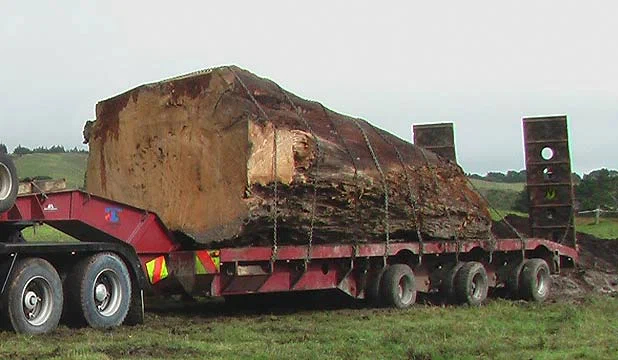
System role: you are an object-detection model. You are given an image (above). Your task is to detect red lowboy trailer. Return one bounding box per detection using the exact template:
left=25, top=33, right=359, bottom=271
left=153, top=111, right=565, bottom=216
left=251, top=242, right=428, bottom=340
left=0, top=116, right=579, bottom=334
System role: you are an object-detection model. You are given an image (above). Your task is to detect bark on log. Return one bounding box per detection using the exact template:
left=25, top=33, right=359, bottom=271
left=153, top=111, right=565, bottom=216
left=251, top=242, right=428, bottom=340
left=84, top=66, right=491, bottom=247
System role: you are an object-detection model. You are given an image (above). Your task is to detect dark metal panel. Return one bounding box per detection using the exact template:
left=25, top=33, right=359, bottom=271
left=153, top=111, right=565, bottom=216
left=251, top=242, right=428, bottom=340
left=523, top=115, right=576, bottom=248
left=413, top=123, right=457, bottom=162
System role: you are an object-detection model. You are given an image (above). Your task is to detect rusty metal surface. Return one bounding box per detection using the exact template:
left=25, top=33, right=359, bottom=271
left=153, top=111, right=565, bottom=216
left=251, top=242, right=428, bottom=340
left=413, top=123, right=457, bottom=162
left=523, top=115, right=576, bottom=248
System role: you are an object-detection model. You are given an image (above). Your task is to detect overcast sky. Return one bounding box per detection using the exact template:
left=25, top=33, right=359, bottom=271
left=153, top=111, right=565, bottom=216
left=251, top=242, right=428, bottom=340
left=1, top=1, right=616, bottom=175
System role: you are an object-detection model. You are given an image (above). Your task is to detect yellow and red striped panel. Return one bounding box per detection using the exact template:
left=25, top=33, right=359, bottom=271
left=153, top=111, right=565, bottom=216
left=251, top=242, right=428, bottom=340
left=195, top=250, right=220, bottom=275
left=146, top=256, right=169, bottom=284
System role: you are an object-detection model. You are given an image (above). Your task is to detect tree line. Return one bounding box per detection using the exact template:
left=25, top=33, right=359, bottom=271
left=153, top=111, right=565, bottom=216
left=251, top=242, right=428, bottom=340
left=468, top=170, right=582, bottom=184
left=0, top=144, right=87, bottom=155
left=473, top=169, right=618, bottom=213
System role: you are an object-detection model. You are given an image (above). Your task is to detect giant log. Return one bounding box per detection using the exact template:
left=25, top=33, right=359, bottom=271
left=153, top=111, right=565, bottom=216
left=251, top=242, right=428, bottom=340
left=84, top=66, right=491, bottom=247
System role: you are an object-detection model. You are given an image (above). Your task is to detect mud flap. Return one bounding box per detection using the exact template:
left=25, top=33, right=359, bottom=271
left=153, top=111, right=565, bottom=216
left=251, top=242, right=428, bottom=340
left=124, top=289, right=145, bottom=326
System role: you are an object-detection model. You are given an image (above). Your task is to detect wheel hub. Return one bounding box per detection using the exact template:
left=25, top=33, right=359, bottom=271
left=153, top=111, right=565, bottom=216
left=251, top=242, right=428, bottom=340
left=94, top=269, right=123, bottom=316
left=24, top=290, right=39, bottom=310
left=95, top=283, right=109, bottom=302
left=21, top=276, right=53, bottom=326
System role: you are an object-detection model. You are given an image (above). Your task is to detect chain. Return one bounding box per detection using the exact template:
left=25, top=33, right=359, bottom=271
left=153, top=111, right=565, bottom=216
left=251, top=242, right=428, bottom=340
left=350, top=118, right=390, bottom=261
left=417, top=146, right=464, bottom=258
left=321, top=105, right=361, bottom=257
left=560, top=208, right=576, bottom=246
left=458, top=177, right=496, bottom=253
left=468, top=179, right=575, bottom=254
left=372, top=129, right=425, bottom=249
left=464, top=176, right=526, bottom=261
left=465, top=177, right=526, bottom=242
left=467, top=176, right=575, bottom=250
left=275, top=86, right=323, bottom=263
left=227, top=67, right=279, bottom=263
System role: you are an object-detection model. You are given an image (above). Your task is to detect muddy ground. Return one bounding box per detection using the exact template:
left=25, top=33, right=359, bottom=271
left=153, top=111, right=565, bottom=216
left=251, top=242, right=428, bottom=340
left=493, top=214, right=618, bottom=300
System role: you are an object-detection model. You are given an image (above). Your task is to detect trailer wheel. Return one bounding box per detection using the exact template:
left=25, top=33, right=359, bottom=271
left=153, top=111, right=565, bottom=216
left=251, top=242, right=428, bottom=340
left=0, top=153, right=18, bottom=213
left=506, top=261, right=525, bottom=299
left=2, top=258, right=63, bottom=334
left=365, top=266, right=389, bottom=307
left=520, top=259, right=551, bottom=303
left=454, top=262, right=488, bottom=306
left=67, top=253, right=131, bottom=328
left=381, top=264, right=416, bottom=309
left=440, top=262, right=465, bottom=303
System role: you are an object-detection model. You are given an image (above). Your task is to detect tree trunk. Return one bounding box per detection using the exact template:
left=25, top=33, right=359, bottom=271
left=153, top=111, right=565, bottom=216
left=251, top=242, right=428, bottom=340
left=84, top=66, right=491, bottom=247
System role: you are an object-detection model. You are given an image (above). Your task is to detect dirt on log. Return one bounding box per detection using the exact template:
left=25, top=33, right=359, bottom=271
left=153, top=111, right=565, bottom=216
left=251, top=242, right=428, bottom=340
left=84, top=66, right=491, bottom=247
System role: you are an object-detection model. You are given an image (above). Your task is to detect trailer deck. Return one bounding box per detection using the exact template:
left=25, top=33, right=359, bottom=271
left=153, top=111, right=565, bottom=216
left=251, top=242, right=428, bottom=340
left=1, top=189, right=578, bottom=299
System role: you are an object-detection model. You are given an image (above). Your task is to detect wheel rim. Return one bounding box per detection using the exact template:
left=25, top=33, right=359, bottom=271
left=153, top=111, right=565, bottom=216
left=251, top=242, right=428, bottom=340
left=536, top=267, right=549, bottom=297
left=397, top=275, right=414, bottom=305
left=470, top=272, right=486, bottom=300
left=21, top=276, right=54, bottom=327
left=0, top=162, right=13, bottom=201
left=94, top=269, right=123, bottom=317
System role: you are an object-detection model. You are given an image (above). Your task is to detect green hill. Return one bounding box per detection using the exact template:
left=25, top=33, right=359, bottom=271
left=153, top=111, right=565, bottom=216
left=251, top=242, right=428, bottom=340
left=13, top=153, right=88, bottom=189
left=468, top=178, right=525, bottom=192
left=467, top=178, right=525, bottom=213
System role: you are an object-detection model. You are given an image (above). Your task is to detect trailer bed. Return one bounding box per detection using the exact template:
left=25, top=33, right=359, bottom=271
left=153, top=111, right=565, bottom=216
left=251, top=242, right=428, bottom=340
left=0, top=190, right=578, bottom=299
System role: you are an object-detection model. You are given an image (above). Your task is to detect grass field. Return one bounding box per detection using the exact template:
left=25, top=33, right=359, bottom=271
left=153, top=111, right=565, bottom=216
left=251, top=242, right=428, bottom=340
left=575, top=217, right=618, bottom=239
left=0, top=295, right=616, bottom=360
left=468, top=179, right=525, bottom=192
left=467, top=179, right=524, bottom=213
left=492, top=209, right=618, bottom=240
left=488, top=208, right=529, bottom=221
left=13, top=153, right=88, bottom=189
left=21, top=224, right=77, bottom=242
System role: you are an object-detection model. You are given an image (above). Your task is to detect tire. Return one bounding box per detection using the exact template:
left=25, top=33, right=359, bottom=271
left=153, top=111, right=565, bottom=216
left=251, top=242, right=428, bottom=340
left=1, top=258, right=63, bottom=334
left=365, top=266, right=389, bottom=307
left=380, top=264, right=416, bottom=309
left=520, top=259, right=551, bottom=303
left=506, top=261, right=525, bottom=299
left=440, top=262, right=465, bottom=303
left=454, top=262, right=488, bottom=306
left=66, top=252, right=131, bottom=328
left=0, top=153, right=18, bottom=213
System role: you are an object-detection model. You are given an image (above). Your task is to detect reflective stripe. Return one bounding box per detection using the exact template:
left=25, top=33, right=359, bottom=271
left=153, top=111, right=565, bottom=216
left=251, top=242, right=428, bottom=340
left=195, top=254, right=207, bottom=275
left=146, top=256, right=169, bottom=284
left=195, top=250, right=220, bottom=274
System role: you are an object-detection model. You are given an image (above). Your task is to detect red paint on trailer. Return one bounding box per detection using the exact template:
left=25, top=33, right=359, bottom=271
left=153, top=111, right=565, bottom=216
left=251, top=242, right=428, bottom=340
left=220, top=240, right=578, bottom=263
left=1, top=190, right=578, bottom=298
left=2, top=191, right=179, bottom=255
